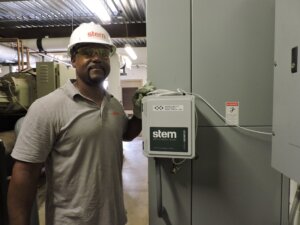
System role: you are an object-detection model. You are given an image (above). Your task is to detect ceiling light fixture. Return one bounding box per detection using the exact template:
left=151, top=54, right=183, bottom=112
left=125, top=44, right=137, bottom=60
left=81, top=0, right=111, bottom=22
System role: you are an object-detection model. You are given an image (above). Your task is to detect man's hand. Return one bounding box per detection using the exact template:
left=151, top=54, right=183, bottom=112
left=132, top=82, right=156, bottom=119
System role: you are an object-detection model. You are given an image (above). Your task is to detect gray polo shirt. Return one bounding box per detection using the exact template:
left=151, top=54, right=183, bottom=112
left=12, top=80, right=128, bottom=225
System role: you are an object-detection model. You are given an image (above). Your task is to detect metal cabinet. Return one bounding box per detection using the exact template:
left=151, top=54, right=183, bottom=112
left=272, top=0, right=300, bottom=184
left=147, top=0, right=288, bottom=224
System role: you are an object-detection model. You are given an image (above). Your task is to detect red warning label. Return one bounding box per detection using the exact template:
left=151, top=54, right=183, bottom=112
left=226, top=102, right=239, bottom=107
left=225, top=101, right=239, bottom=125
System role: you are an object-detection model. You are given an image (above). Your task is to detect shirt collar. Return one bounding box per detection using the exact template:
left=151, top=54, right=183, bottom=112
left=64, top=79, right=112, bottom=101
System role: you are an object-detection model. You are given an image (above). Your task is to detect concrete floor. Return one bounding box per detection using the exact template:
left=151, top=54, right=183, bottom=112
left=38, top=137, right=148, bottom=225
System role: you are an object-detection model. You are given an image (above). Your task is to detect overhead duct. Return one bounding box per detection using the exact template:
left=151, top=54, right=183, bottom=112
left=0, top=37, right=71, bottom=68
left=0, top=44, right=37, bottom=65
left=22, top=37, right=69, bottom=52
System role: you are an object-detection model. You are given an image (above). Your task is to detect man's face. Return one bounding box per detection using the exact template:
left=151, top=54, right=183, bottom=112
left=71, top=43, right=112, bottom=86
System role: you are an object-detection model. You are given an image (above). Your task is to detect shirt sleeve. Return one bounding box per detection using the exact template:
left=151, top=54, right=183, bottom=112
left=11, top=99, right=57, bottom=163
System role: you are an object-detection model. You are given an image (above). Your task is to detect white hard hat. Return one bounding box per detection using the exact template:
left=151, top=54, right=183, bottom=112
left=67, top=22, right=116, bottom=56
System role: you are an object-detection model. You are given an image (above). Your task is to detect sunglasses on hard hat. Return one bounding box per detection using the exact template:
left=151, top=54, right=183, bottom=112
left=75, top=46, right=112, bottom=58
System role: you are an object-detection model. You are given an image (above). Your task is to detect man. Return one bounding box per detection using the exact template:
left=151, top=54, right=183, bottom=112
left=8, top=22, right=143, bottom=225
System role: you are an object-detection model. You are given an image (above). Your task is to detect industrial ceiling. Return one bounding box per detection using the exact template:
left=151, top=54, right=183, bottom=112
left=0, top=0, right=146, bottom=48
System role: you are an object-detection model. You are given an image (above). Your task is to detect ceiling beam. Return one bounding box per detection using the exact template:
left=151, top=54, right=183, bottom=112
left=0, top=23, right=146, bottom=39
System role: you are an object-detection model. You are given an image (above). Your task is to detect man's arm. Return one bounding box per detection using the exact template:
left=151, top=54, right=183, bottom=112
left=125, top=81, right=155, bottom=141
left=123, top=115, right=142, bottom=141
left=8, top=160, right=43, bottom=225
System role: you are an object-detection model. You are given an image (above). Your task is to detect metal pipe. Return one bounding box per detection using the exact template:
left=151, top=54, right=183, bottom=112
left=17, top=40, right=21, bottom=71
left=26, top=48, right=30, bottom=69
left=20, top=41, right=24, bottom=70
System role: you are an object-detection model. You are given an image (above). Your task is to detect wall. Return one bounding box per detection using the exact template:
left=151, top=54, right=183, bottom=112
left=120, top=66, right=147, bottom=84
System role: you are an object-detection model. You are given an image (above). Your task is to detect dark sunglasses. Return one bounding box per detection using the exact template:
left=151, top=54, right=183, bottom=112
left=76, top=46, right=112, bottom=58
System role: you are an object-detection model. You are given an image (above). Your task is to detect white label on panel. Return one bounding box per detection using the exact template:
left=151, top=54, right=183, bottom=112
left=153, top=105, right=184, bottom=112
left=225, top=101, right=239, bottom=126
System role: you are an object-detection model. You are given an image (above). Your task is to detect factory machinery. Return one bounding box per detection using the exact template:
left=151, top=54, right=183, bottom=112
left=0, top=70, right=36, bottom=114
left=0, top=61, right=75, bottom=158
left=0, top=62, right=75, bottom=116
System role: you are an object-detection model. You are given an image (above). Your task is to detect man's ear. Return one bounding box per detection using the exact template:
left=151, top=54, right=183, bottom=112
left=71, top=56, right=76, bottom=68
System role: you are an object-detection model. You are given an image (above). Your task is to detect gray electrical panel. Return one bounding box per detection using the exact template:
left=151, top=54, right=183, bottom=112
left=147, top=0, right=289, bottom=224
left=272, top=0, right=300, bottom=183
left=142, top=95, right=196, bottom=158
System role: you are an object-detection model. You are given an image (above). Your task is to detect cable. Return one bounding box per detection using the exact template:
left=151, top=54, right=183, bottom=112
left=177, top=89, right=273, bottom=136
left=148, top=88, right=273, bottom=136
left=148, top=89, right=182, bottom=96
left=171, top=158, right=186, bottom=166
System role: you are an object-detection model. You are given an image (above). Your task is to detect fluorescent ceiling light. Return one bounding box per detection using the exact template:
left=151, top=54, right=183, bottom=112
left=125, top=44, right=137, bottom=60
left=82, top=0, right=111, bottom=22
